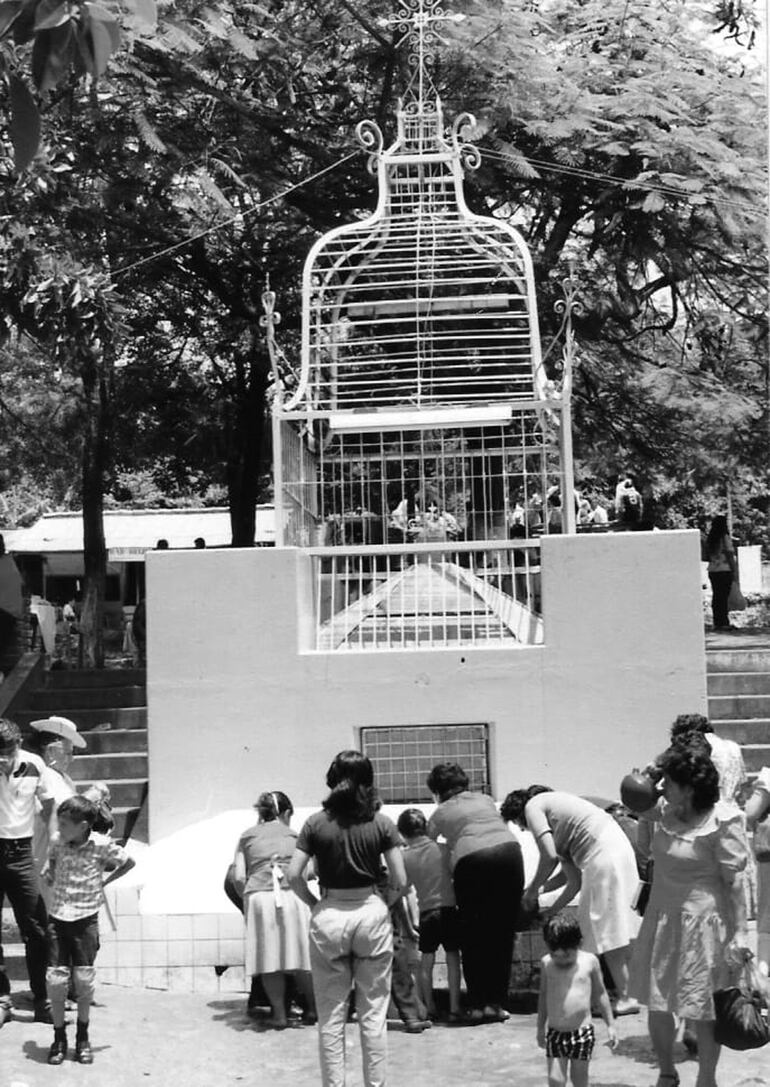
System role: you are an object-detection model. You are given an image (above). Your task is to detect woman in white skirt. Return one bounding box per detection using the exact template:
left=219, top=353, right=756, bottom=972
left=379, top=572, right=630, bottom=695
left=501, top=786, right=641, bottom=1014
left=234, top=791, right=315, bottom=1029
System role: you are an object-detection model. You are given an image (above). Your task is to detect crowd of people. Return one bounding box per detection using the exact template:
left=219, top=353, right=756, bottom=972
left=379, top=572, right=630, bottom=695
left=3, top=713, right=769, bottom=1084
left=222, top=724, right=768, bottom=1087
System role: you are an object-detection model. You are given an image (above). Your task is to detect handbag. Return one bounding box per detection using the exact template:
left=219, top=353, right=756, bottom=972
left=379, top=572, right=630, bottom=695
left=713, top=962, right=770, bottom=1050
left=754, top=811, right=770, bottom=862
left=727, top=580, right=746, bottom=612
left=631, top=878, right=651, bottom=916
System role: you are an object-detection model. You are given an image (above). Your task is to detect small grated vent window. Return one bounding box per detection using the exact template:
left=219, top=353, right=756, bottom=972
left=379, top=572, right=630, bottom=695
left=361, top=724, right=489, bottom=804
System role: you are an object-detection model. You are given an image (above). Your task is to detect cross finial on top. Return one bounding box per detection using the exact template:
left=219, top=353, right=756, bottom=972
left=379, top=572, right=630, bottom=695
left=378, top=1, right=465, bottom=109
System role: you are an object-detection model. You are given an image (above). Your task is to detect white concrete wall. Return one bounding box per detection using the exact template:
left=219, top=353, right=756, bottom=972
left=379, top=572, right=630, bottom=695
left=146, top=530, right=707, bottom=841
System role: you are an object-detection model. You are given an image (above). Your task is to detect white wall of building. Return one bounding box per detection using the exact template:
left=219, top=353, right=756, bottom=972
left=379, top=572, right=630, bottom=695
left=146, top=530, right=707, bottom=841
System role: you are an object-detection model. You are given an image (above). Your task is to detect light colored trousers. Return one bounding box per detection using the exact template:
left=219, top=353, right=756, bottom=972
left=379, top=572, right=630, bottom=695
left=309, top=888, right=393, bottom=1087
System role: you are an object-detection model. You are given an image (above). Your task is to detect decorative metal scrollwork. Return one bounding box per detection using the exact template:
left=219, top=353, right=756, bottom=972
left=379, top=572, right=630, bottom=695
left=355, top=119, right=384, bottom=173
left=550, top=264, right=583, bottom=402
left=261, top=278, right=283, bottom=396
left=380, top=0, right=465, bottom=85
left=451, top=112, right=481, bottom=171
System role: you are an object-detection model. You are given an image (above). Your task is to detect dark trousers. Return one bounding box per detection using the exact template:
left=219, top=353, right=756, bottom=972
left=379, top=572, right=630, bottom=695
left=453, top=841, right=524, bottom=1010
left=390, top=926, right=423, bottom=1023
left=0, top=894, right=10, bottom=1003
left=0, top=838, right=49, bottom=1001
left=709, top=571, right=733, bottom=628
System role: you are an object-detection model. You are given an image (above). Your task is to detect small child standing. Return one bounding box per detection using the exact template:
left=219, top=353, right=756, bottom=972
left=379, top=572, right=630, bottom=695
left=43, top=794, right=135, bottom=1066
left=396, top=808, right=462, bottom=1021
left=537, top=913, right=617, bottom=1087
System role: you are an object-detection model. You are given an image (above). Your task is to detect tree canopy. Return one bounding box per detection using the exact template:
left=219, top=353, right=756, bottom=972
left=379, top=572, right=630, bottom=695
left=0, top=0, right=767, bottom=555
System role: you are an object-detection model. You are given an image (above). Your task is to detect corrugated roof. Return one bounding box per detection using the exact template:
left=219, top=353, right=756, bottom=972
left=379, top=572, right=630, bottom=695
left=2, top=507, right=275, bottom=554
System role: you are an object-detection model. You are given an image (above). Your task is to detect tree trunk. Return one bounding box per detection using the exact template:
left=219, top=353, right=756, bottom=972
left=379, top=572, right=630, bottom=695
left=78, top=344, right=111, bottom=669
left=227, top=336, right=270, bottom=548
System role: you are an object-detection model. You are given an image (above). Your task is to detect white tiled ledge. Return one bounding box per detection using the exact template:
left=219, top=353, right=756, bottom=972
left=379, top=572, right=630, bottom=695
left=98, top=886, right=246, bottom=994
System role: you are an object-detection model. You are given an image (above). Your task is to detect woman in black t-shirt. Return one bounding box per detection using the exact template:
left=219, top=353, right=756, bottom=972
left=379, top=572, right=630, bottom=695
left=288, top=751, right=406, bottom=1087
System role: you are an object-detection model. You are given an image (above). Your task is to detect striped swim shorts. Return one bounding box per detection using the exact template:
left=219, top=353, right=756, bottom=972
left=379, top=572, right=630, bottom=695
left=545, top=1023, right=595, bottom=1061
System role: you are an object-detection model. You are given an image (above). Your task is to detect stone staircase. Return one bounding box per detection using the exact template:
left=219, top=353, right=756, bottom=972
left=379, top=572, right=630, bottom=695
left=14, top=667, right=148, bottom=843
left=707, top=645, right=770, bottom=778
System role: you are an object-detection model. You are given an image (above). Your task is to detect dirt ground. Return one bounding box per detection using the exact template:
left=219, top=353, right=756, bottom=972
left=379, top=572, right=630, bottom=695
left=1, top=983, right=768, bottom=1087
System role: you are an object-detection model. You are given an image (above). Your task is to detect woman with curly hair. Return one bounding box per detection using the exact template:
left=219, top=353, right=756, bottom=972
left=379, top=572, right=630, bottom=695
left=629, top=744, right=750, bottom=1087
left=288, top=751, right=405, bottom=1087
left=426, top=762, right=523, bottom=1023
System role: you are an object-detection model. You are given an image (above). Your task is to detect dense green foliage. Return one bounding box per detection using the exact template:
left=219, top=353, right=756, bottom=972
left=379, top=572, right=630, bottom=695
left=0, top=0, right=767, bottom=656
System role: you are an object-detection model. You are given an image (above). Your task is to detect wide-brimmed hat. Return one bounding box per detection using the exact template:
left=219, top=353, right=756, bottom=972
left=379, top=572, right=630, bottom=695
left=29, top=716, right=86, bottom=750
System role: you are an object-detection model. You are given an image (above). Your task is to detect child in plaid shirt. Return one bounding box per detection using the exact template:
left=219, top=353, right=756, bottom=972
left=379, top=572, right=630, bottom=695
left=43, top=794, right=135, bottom=1066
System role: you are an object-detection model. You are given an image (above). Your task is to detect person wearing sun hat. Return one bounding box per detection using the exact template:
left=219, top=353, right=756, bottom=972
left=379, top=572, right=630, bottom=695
left=28, top=717, right=85, bottom=799
left=28, top=718, right=86, bottom=904
left=30, top=716, right=87, bottom=753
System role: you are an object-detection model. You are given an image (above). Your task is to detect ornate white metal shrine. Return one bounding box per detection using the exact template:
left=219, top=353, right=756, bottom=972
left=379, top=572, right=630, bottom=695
left=267, top=0, right=576, bottom=651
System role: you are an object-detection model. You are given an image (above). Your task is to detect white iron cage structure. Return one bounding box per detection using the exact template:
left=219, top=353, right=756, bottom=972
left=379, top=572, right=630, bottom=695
left=267, top=14, right=576, bottom=649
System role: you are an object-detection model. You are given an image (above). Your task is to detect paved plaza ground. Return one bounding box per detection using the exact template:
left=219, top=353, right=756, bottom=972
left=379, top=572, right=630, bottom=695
left=1, top=984, right=768, bottom=1087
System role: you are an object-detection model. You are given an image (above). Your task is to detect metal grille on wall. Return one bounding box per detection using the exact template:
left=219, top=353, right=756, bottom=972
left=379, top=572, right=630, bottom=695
left=361, top=723, right=489, bottom=803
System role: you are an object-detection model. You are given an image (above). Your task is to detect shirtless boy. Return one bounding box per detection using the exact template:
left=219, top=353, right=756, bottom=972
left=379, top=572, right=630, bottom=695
left=537, top=913, right=617, bottom=1087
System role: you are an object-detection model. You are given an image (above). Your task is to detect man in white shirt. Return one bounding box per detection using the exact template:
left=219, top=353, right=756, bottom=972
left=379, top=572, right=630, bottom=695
left=0, top=717, right=55, bottom=1024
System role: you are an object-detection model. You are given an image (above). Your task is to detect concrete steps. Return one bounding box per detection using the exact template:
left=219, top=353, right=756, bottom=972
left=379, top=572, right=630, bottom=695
left=742, top=744, right=770, bottom=772
left=72, top=727, right=148, bottom=753
left=14, top=705, right=147, bottom=731
left=69, top=751, right=148, bottom=781
left=707, top=649, right=770, bottom=673
left=708, top=694, right=770, bottom=720
left=28, top=684, right=146, bottom=711
left=707, top=646, right=770, bottom=777
left=708, top=671, right=770, bottom=695
left=18, top=666, right=148, bottom=842
left=38, top=668, right=147, bottom=689
left=709, top=719, right=770, bottom=745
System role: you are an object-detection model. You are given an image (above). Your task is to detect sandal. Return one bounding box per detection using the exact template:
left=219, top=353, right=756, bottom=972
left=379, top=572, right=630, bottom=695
left=482, top=1005, right=510, bottom=1022
left=613, top=998, right=641, bottom=1016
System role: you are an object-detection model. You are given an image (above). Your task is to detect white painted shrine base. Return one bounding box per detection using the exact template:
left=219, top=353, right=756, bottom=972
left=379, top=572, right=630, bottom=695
left=145, top=530, right=706, bottom=842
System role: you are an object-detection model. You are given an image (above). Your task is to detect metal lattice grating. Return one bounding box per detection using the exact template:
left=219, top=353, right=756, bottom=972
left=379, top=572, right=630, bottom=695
left=311, top=542, right=544, bottom=650
left=280, top=418, right=565, bottom=549
left=361, top=723, right=489, bottom=803
left=300, top=209, right=543, bottom=414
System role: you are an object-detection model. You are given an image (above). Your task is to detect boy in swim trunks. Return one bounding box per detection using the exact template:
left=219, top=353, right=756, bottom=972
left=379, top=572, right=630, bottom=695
left=537, top=913, right=617, bottom=1087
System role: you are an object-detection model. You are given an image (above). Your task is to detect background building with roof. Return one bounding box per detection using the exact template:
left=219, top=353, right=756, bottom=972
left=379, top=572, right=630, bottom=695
left=3, top=506, right=275, bottom=616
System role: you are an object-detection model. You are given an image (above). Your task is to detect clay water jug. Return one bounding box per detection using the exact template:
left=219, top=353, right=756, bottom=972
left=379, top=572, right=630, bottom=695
left=620, top=769, right=659, bottom=813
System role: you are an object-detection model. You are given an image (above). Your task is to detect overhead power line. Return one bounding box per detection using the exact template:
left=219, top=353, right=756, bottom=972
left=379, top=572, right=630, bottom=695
left=112, top=151, right=359, bottom=280
left=480, top=147, right=762, bottom=216
left=112, top=142, right=762, bottom=282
